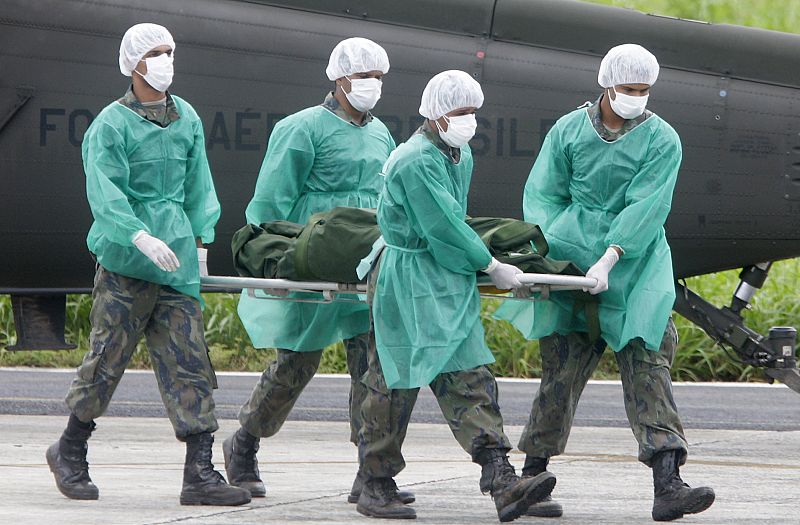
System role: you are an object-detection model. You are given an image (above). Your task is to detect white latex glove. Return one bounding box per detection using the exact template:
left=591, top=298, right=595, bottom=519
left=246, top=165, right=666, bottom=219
left=484, top=257, right=523, bottom=290
left=132, top=230, right=180, bottom=272
left=584, top=247, right=620, bottom=295
left=197, top=247, right=209, bottom=277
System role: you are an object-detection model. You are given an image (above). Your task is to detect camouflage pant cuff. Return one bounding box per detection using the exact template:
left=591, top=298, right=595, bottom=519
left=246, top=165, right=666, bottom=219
left=640, top=445, right=688, bottom=467
left=518, top=441, right=564, bottom=459
left=472, top=445, right=512, bottom=465
left=175, top=422, right=220, bottom=442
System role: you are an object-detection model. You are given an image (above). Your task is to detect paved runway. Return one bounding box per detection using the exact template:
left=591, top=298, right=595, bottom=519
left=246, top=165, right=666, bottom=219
left=1, top=368, right=798, bottom=430
left=0, top=369, right=797, bottom=524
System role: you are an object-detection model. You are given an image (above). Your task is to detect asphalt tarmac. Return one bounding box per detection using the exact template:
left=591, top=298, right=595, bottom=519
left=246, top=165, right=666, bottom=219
left=0, top=369, right=797, bottom=524
left=0, top=368, right=797, bottom=430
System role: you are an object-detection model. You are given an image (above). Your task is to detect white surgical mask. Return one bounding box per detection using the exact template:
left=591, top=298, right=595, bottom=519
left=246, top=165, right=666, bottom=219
left=436, top=114, right=477, bottom=148
left=608, top=87, right=648, bottom=119
left=136, top=53, right=174, bottom=93
left=343, top=77, right=382, bottom=112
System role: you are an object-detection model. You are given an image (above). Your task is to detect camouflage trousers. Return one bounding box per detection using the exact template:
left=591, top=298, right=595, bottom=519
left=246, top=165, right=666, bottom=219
left=65, top=267, right=219, bottom=440
left=519, top=318, right=688, bottom=466
left=237, top=333, right=369, bottom=443
left=358, top=252, right=511, bottom=478
left=358, top=332, right=512, bottom=479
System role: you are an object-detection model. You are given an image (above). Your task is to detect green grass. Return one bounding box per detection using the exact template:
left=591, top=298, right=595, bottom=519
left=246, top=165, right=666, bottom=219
left=583, top=0, right=800, bottom=34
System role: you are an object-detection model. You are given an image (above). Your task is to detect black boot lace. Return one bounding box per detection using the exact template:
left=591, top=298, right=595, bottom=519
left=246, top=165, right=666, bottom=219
left=672, top=466, right=690, bottom=490
left=62, top=438, right=91, bottom=482
left=493, top=457, right=519, bottom=489
left=374, top=478, right=401, bottom=502
left=235, top=432, right=260, bottom=480
left=192, top=434, right=225, bottom=484
left=653, top=451, right=689, bottom=495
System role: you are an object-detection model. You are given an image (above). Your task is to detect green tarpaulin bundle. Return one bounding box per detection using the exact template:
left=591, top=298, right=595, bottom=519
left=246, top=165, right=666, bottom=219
left=232, top=207, right=380, bottom=284
left=231, top=206, right=600, bottom=339
left=233, top=206, right=585, bottom=284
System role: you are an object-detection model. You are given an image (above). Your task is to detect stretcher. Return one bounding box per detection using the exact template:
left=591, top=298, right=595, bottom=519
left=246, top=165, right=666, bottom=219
left=201, top=273, right=598, bottom=303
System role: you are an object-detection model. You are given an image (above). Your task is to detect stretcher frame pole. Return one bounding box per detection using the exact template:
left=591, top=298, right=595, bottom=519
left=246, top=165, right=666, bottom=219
left=201, top=274, right=598, bottom=304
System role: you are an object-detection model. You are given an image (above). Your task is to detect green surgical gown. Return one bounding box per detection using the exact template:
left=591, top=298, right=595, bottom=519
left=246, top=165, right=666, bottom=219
left=496, top=108, right=681, bottom=351
left=373, top=134, right=495, bottom=389
left=238, top=106, right=395, bottom=351
left=84, top=96, right=220, bottom=301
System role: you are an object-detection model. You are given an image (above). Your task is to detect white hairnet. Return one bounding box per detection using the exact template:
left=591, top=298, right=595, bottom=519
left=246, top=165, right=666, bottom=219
left=419, top=70, right=484, bottom=120
left=597, top=44, right=659, bottom=88
left=325, top=37, right=390, bottom=81
left=119, top=23, right=176, bottom=76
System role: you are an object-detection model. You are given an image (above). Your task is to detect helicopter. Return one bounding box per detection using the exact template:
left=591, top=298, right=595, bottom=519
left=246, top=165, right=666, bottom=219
left=1, top=0, right=798, bottom=392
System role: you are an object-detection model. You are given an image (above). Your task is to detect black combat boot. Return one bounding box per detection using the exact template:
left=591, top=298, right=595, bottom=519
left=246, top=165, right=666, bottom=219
left=478, top=449, right=557, bottom=523
left=46, top=414, right=99, bottom=500
left=356, top=477, right=417, bottom=519
left=651, top=450, right=715, bottom=521
left=222, top=428, right=266, bottom=497
left=522, top=456, right=563, bottom=517
left=180, top=432, right=251, bottom=506
left=348, top=469, right=415, bottom=504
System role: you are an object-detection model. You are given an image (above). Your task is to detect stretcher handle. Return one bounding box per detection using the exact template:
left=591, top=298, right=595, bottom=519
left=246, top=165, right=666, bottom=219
left=517, top=273, right=598, bottom=289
